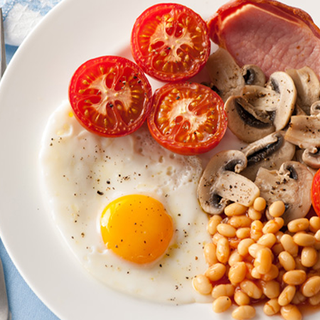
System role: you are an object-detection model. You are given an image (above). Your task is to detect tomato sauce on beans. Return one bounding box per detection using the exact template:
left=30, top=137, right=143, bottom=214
left=193, top=197, right=320, bottom=320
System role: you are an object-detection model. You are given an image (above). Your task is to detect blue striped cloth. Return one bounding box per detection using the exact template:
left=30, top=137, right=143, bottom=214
left=0, top=0, right=61, bottom=45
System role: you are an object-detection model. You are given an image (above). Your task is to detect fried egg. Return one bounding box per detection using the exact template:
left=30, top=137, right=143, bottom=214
left=39, top=101, right=211, bottom=304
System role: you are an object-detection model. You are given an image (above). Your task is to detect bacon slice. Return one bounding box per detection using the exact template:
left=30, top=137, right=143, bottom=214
left=207, top=0, right=320, bottom=78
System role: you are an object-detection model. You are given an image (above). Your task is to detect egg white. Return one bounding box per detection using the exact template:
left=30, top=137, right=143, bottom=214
left=39, top=101, right=212, bottom=304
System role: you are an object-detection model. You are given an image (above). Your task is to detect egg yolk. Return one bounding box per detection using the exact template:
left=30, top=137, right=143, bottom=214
left=100, top=194, right=174, bottom=264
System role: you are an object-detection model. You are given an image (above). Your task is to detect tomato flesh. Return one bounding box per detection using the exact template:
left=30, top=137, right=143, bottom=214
left=68, top=56, right=152, bottom=137
left=312, top=169, right=320, bottom=217
left=131, top=3, right=210, bottom=82
left=148, top=82, right=228, bottom=155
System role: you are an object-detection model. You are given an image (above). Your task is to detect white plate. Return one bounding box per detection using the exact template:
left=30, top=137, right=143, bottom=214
left=0, top=0, right=318, bottom=319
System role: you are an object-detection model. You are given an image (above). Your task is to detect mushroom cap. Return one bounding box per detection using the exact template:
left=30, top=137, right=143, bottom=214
left=197, top=150, right=260, bottom=214
left=226, top=71, right=296, bottom=143
left=242, top=64, right=266, bottom=87
left=242, top=71, right=297, bottom=131
left=206, top=48, right=244, bottom=102
left=302, top=147, right=320, bottom=169
left=225, top=95, right=274, bottom=143
left=206, top=48, right=266, bottom=102
left=241, top=131, right=296, bottom=181
left=286, top=66, right=320, bottom=115
left=267, top=72, right=297, bottom=130
left=285, top=113, right=320, bottom=149
left=254, top=161, right=313, bottom=224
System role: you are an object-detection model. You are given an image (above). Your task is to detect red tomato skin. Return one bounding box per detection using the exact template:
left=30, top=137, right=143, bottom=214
left=131, top=3, right=211, bottom=82
left=69, top=56, right=152, bottom=138
left=148, top=82, right=228, bottom=155
left=312, top=169, right=320, bottom=217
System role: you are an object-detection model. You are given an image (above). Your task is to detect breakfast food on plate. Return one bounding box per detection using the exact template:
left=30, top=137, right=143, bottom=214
left=131, top=3, right=210, bottom=82
left=193, top=198, right=320, bottom=320
left=39, top=0, right=320, bottom=318
left=147, top=82, right=227, bottom=155
left=39, top=101, right=212, bottom=304
left=68, top=56, right=152, bottom=138
left=207, top=0, right=320, bottom=79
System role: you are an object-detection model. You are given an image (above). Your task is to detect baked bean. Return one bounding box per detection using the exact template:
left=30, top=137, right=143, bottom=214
left=212, top=296, right=232, bottom=313
left=204, top=242, right=218, bottom=266
left=257, top=233, right=277, bottom=248
left=287, top=218, right=309, bottom=233
left=236, top=227, right=251, bottom=239
left=312, top=254, right=320, bottom=270
left=212, top=232, right=225, bottom=245
left=212, top=284, right=235, bottom=299
left=275, top=231, right=284, bottom=242
left=238, top=239, right=255, bottom=257
left=192, top=274, right=212, bottom=295
left=260, top=280, right=280, bottom=299
left=253, top=197, right=266, bottom=212
left=240, top=280, right=263, bottom=299
left=225, top=203, right=247, bottom=216
left=234, top=290, right=250, bottom=306
left=308, top=290, right=320, bottom=305
left=281, top=234, right=299, bottom=257
left=314, top=239, right=320, bottom=250
left=310, top=216, right=320, bottom=232
left=294, top=256, right=308, bottom=272
left=217, top=223, right=237, bottom=238
left=245, top=263, right=255, bottom=281
left=229, top=262, right=247, bottom=284
left=280, top=304, right=302, bottom=320
left=293, top=232, right=315, bottom=246
left=207, top=215, right=222, bottom=235
left=229, top=238, right=241, bottom=250
left=261, top=264, right=279, bottom=281
left=291, top=290, right=307, bottom=305
left=232, top=305, right=256, bottom=320
left=283, top=270, right=307, bottom=285
left=229, top=215, right=252, bottom=228
left=248, top=243, right=266, bottom=259
left=216, top=237, right=230, bottom=264
left=262, top=217, right=284, bottom=234
left=315, top=230, right=320, bottom=242
left=250, top=220, right=263, bottom=241
left=278, top=251, right=296, bottom=271
left=300, top=276, right=320, bottom=297
left=278, top=285, right=296, bottom=306
left=247, top=207, right=262, bottom=221
left=228, top=250, right=243, bottom=267
left=301, top=246, right=318, bottom=267
left=254, top=248, right=272, bottom=274
left=272, top=243, right=284, bottom=256
left=251, top=267, right=262, bottom=279
left=205, top=263, right=227, bottom=282
left=264, top=298, right=280, bottom=316
left=269, top=200, right=285, bottom=218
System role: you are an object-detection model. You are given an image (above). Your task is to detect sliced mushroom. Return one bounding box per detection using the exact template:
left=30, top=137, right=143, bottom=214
left=240, top=131, right=296, bottom=181
left=242, top=64, right=266, bottom=87
left=302, top=147, right=320, bottom=168
left=225, top=95, right=275, bottom=143
left=285, top=100, right=320, bottom=168
left=254, top=161, right=313, bottom=224
left=286, top=66, right=320, bottom=115
left=206, top=48, right=265, bottom=102
left=197, top=150, right=260, bottom=215
left=226, top=71, right=296, bottom=143
left=242, top=72, right=297, bottom=131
